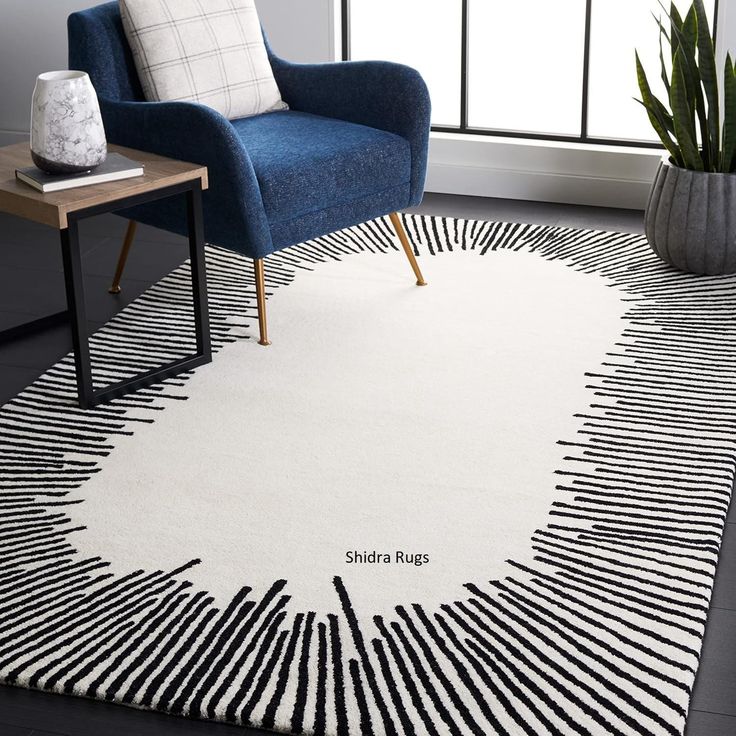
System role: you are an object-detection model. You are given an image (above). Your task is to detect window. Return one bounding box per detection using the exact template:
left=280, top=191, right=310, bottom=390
left=343, top=0, right=719, bottom=146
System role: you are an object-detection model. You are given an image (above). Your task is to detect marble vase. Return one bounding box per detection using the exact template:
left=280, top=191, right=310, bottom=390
left=30, top=70, right=107, bottom=175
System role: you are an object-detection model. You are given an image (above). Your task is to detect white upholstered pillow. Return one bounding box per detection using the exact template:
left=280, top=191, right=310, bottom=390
left=119, top=0, right=287, bottom=119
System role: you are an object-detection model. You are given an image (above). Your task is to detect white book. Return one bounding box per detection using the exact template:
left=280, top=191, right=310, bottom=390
left=16, top=153, right=144, bottom=193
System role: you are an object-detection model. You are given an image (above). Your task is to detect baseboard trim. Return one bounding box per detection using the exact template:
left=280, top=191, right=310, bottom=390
left=0, top=129, right=28, bottom=147
left=426, top=132, right=662, bottom=210
left=426, top=162, right=654, bottom=210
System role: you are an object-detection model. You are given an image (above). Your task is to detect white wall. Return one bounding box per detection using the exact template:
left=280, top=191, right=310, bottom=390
left=717, top=0, right=736, bottom=80
left=0, top=0, right=330, bottom=145
left=257, top=0, right=335, bottom=63
left=0, top=1, right=99, bottom=143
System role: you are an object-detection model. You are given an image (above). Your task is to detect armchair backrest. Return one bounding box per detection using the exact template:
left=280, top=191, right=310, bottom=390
left=68, top=2, right=144, bottom=102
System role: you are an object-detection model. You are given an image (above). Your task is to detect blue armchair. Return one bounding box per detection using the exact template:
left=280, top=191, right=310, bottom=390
left=67, top=2, right=431, bottom=345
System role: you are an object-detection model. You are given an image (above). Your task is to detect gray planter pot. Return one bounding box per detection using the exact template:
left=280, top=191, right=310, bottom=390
left=644, top=158, right=736, bottom=275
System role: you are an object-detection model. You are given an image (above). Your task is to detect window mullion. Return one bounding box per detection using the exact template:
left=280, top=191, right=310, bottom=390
left=341, top=0, right=350, bottom=61
left=580, top=0, right=593, bottom=141
left=460, top=0, right=469, bottom=131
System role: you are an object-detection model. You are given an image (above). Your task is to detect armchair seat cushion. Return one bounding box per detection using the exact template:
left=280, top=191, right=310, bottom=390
left=230, top=110, right=411, bottom=227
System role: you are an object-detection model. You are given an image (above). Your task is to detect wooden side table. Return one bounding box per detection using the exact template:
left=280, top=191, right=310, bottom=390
left=0, top=143, right=212, bottom=409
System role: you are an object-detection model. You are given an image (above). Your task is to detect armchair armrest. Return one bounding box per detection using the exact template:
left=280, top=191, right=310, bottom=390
left=269, top=56, right=431, bottom=206
left=99, top=99, right=273, bottom=257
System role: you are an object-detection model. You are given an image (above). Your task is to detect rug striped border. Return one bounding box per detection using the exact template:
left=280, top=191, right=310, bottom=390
left=0, top=215, right=734, bottom=736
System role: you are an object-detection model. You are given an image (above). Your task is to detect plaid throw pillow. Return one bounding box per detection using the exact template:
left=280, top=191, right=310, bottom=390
left=119, top=0, right=287, bottom=119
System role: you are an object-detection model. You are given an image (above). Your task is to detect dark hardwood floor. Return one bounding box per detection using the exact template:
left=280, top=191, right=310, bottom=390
left=0, top=194, right=733, bottom=735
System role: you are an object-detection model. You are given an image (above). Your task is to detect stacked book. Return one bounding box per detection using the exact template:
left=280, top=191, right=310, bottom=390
left=16, top=153, right=144, bottom=193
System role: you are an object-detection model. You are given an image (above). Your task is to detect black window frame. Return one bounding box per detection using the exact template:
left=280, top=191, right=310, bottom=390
left=341, top=0, right=720, bottom=149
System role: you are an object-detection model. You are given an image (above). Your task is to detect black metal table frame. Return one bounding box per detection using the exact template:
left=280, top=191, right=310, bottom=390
left=0, top=180, right=212, bottom=409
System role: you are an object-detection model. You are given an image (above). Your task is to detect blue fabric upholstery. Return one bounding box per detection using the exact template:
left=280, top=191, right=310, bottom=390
left=270, top=58, right=429, bottom=207
left=231, top=112, right=411, bottom=226
left=67, top=2, right=430, bottom=260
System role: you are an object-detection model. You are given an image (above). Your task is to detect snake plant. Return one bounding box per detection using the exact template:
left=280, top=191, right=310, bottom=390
left=636, top=0, right=735, bottom=173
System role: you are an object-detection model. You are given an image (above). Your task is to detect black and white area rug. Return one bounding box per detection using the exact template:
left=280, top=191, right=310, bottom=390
left=1, top=215, right=734, bottom=736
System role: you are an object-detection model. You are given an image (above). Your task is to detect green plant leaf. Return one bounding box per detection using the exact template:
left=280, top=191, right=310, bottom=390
left=682, top=6, right=710, bottom=168
left=731, top=59, right=736, bottom=172
left=636, top=51, right=683, bottom=166
left=682, top=5, right=697, bottom=54
left=659, top=28, right=670, bottom=95
left=653, top=9, right=672, bottom=44
left=655, top=3, right=710, bottom=168
left=669, top=2, right=684, bottom=61
left=722, top=54, right=736, bottom=172
left=635, top=98, right=675, bottom=136
left=680, top=8, right=698, bottom=115
left=671, top=48, right=704, bottom=169
left=693, top=0, right=720, bottom=168
left=636, top=90, right=676, bottom=135
left=651, top=94, right=676, bottom=134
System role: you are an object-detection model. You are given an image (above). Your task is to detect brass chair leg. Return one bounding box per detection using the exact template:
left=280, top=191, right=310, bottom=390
left=109, top=220, right=138, bottom=294
left=254, top=258, right=271, bottom=346
left=389, top=212, right=427, bottom=286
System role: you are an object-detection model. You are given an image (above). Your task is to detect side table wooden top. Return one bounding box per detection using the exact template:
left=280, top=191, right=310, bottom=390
left=0, top=143, right=208, bottom=230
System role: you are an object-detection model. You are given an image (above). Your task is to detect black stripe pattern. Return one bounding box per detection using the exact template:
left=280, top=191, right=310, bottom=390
left=0, top=215, right=733, bottom=736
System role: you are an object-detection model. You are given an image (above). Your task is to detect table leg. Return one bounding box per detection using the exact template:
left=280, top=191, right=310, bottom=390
left=59, top=222, right=94, bottom=409
left=186, top=182, right=211, bottom=361
left=15, top=180, right=212, bottom=410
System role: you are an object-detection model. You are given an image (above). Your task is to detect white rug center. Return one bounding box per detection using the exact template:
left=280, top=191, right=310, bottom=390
left=72, top=248, right=626, bottom=616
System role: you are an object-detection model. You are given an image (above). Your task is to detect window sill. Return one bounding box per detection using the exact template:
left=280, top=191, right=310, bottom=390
left=427, top=131, right=663, bottom=210
left=431, top=130, right=665, bottom=157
